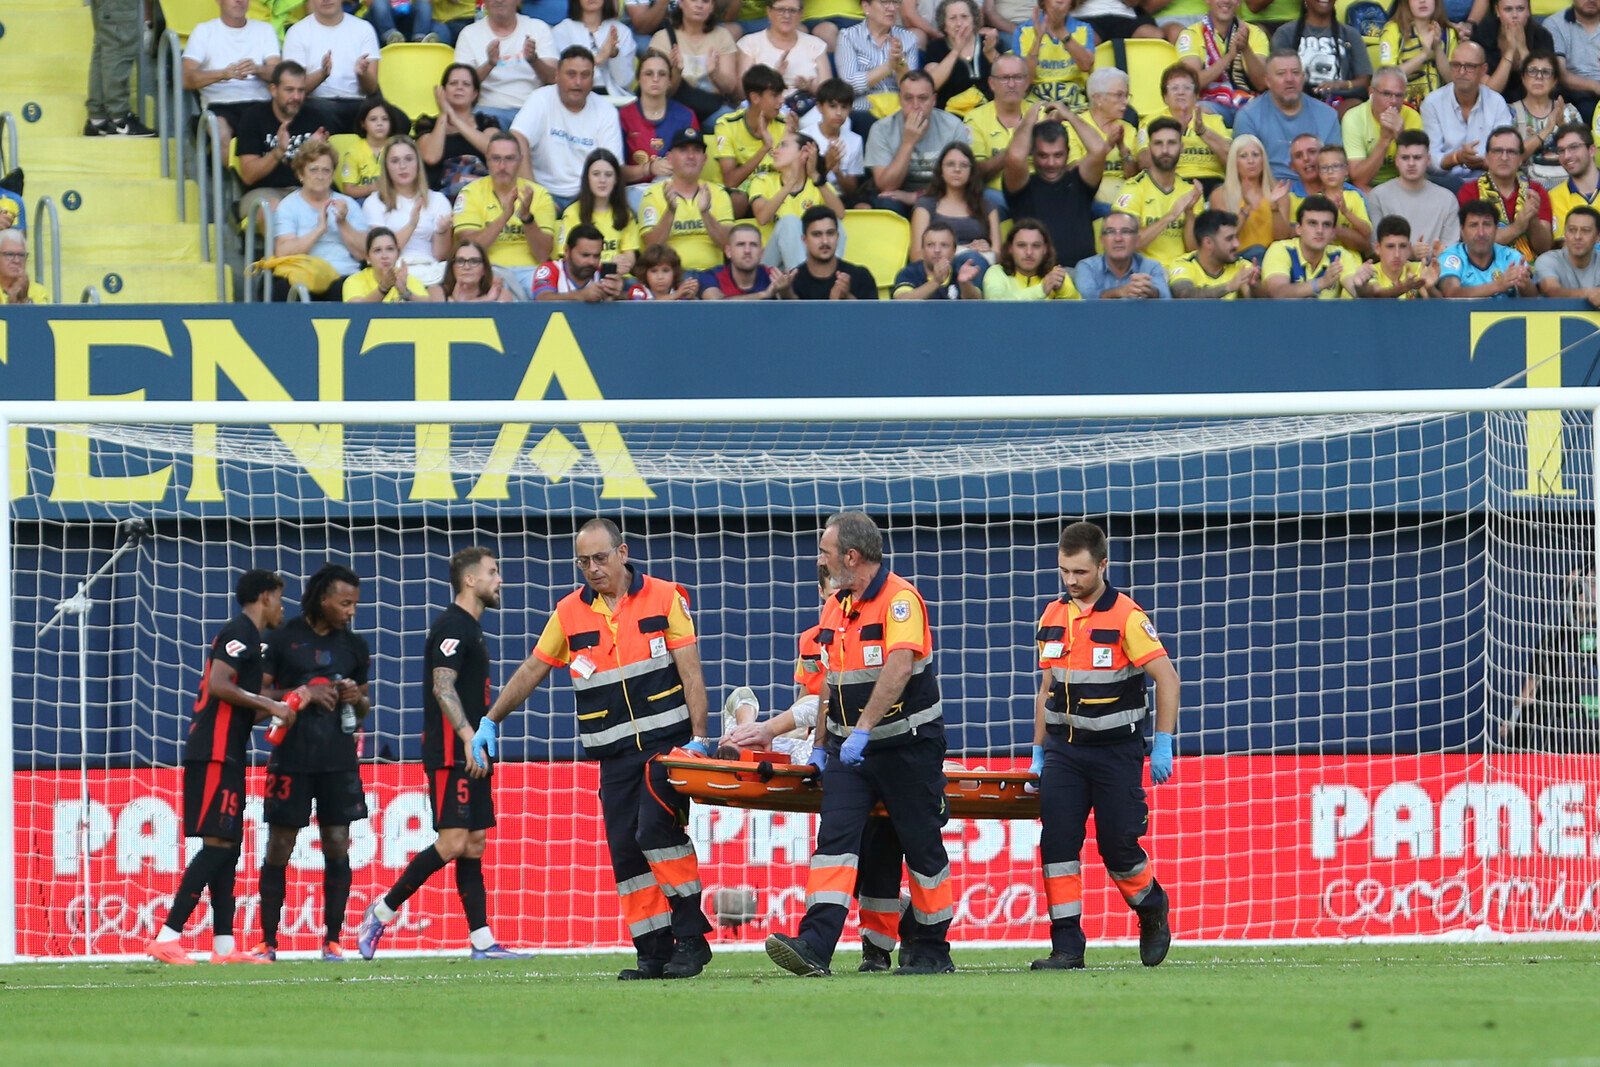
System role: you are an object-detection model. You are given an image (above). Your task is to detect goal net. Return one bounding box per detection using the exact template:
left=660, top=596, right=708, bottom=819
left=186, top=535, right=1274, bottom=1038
left=5, top=396, right=1599, bottom=961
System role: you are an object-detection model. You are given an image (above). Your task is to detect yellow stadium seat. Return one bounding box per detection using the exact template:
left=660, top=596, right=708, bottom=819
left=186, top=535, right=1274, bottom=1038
left=840, top=209, right=911, bottom=296
left=1094, top=39, right=1180, bottom=123
left=378, top=42, right=456, bottom=122
left=162, top=0, right=221, bottom=39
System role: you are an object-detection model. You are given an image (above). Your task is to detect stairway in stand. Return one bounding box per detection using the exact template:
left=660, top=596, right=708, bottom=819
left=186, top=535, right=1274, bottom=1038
left=2, top=0, right=220, bottom=302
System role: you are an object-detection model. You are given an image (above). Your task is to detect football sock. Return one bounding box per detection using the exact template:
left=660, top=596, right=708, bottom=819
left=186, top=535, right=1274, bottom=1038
left=469, top=927, right=497, bottom=951
left=209, top=845, right=241, bottom=945
left=165, top=845, right=231, bottom=934
left=383, top=845, right=449, bottom=913
left=455, top=856, right=489, bottom=932
left=258, top=862, right=287, bottom=947
left=324, top=855, right=353, bottom=944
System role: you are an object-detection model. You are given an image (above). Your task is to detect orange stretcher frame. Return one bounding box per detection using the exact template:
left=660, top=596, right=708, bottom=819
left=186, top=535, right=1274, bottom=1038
left=659, top=753, right=1041, bottom=819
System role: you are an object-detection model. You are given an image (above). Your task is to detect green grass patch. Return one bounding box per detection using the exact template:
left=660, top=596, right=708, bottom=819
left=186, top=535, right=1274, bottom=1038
left=3, top=943, right=1596, bottom=1066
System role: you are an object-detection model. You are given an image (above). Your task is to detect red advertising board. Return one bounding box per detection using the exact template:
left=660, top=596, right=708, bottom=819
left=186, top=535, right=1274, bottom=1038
left=13, top=755, right=1600, bottom=957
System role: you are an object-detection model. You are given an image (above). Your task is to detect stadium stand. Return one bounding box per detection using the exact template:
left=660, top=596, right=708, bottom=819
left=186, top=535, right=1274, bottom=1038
left=3, top=0, right=215, bottom=301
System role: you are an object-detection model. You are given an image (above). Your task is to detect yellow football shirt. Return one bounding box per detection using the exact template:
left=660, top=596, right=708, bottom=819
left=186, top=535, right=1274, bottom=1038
left=966, top=101, right=1026, bottom=191
left=1136, top=108, right=1230, bottom=182
left=638, top=182, right=737, bottom=271
left=1016, top=18, right=1096, bottom=109
left=1167, top=250, right=1249, bottom=298
left=746, top=172, right=831, bottom=240
left=558, top=201, right=642, bottom=262
left=1175, top=21, right=1270, bottom=91
left=1261, top=237, right=1350, bottom=298
left=713, top=109, right=788, bottom=192
left=341, top=267, right=432, bottom=302
left=1549, top=177, right=1600, bottom=241
left=1287, top=185, right=1371, bottom=258
left=451, top=177, right=558, bottom=268
left=1341, top=100, right=1422, bottom=186
left=1378, top=23, right=1457, bottom=107
left=337, top=139, right=382, bottom=191
left=1113, top=172, right=1201, bottom=266
left=1068, top=115, right=1138, bottom=206
left=1370, top=259, right=1427, bottom=298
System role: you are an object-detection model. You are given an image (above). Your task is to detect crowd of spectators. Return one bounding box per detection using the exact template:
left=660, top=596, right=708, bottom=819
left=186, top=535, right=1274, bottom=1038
left=150, top=0, right=1600, bottom=304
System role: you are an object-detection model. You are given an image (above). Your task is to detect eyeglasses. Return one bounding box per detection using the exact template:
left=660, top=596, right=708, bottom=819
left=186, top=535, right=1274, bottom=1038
left=993, top=73, right=1028, bottom=82
left=1317, top=162, right=1348, bottom=172
left=1525, top=67, right=1555, bottom=77
left=1102, top=227, right=1137, bottom=236
left=454, top=256, right=485, bottom=266
left=769, top=5, right=801, bottom=12
left=0, top=251, right=26, bottom=261
left=574, top=549, right=614, bottom=569
left=1449, top=61, right=1485, bottom=71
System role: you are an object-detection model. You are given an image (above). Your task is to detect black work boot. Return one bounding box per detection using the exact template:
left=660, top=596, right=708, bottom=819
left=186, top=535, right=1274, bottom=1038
left=858, top=943, right=892, bottom=972
left=618, top=957, right=666, bottom=980
left=662, top=934, right=712, bottom=978
left=1137, top=899, right=1172, bottom=967
left=1029, top=950, right=1086, bottom=970
left=765, top=932, right=830, bottom=977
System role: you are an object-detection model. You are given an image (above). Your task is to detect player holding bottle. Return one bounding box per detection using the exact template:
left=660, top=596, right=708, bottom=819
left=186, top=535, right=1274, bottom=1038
left=148, top=570, right=297, bottom=965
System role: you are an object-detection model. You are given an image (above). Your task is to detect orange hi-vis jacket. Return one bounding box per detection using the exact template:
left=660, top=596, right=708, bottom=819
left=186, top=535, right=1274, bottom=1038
left=795, top=622, right=825, bottom=697
left=1037, top=582, right=1167, bottom=745
left=545, top=568, right=696, bottom=759
left=816, top=566, right=943, bottom=749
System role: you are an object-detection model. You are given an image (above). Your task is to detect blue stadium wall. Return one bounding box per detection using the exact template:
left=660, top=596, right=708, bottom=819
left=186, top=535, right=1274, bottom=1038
left=3, top=303, right=1596, bottom=766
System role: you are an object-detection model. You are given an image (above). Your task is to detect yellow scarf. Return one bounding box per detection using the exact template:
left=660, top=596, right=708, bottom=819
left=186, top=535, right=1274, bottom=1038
left=1475, top=173, right=1535, bottom=262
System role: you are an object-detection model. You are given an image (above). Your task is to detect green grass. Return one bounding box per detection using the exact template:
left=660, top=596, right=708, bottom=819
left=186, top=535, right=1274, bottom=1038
left=4, top=943, right=1597, bottom=1066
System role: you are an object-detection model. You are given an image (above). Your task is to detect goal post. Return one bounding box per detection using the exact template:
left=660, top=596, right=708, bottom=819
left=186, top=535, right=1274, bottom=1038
left=5, top=389, right=1600, bottom=964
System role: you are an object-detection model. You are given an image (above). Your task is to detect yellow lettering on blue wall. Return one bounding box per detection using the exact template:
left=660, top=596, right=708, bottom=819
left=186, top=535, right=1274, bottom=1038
left=48, top=319, right=175, bottom=502
left=1469, top=310, right=1599, bottom=496
left=359, top=318, right=505, bottom=501
left=468, top=313, right=653, bottom=501
left=185, top=319, right=348, bottom=502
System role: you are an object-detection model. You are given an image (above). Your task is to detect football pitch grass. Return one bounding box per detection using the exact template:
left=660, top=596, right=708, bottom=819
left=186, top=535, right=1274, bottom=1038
left=5, top=942, right=1598, bottom=1066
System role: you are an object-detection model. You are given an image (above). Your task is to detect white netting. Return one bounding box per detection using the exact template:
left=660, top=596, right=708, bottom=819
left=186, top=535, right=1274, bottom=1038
left=7, top=408, right=1599, bottom=959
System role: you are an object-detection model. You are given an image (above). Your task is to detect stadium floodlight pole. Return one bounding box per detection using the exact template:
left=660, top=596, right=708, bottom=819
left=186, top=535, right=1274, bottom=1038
left=0, top=416, right=12, bottom=965
left=37, top=521, right=147, bottom=958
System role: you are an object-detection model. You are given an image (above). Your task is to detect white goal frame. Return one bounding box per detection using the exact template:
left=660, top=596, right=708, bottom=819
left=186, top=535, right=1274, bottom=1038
left=4, top=387, right=1599, bottom=964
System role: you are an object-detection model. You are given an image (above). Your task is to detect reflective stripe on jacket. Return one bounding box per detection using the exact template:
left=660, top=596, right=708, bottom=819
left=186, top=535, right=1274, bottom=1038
left=555, top=569, right=693, bottom=758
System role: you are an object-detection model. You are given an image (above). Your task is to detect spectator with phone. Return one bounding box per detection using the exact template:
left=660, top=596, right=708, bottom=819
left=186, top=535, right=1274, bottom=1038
left=531, top=221, right=629, bottom=299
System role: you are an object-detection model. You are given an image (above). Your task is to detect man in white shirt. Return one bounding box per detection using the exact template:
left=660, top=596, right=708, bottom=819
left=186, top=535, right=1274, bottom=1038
left=511, top=46, right=625, bottom=208
left=282, top=0, right=380, bottom=133
left=455, top=0, right=559, bottom=129
left=1419, top=41, right=1513, bottom=193
left=182, top=0, right=281, bottom=148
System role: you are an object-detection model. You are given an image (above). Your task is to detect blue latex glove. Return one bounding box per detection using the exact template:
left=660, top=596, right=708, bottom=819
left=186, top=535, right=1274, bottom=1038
left=682, top=738, right=714, bottom=758
left=1029, top=744, right=1045, bottom=779
left=471, top=718, right=498, bottom=764
left=1150, top=732, right=1175, bottom=785
left=840, top=728, right=870, bottom=766
left=810, top=747, right=828, bottom=774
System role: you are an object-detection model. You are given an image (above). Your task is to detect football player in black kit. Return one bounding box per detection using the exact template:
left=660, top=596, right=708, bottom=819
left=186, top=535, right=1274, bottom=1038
left=250, top=563, right=373, bottom=962
left=358, top=547, right=528, bottom=960
left=148, top=569, right=295, bottom=965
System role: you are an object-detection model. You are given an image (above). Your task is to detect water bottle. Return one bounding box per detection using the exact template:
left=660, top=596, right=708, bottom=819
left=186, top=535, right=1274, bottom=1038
left=333, top=673, right=358, bottom=734
left=266, top=688, right=304, bottom=746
